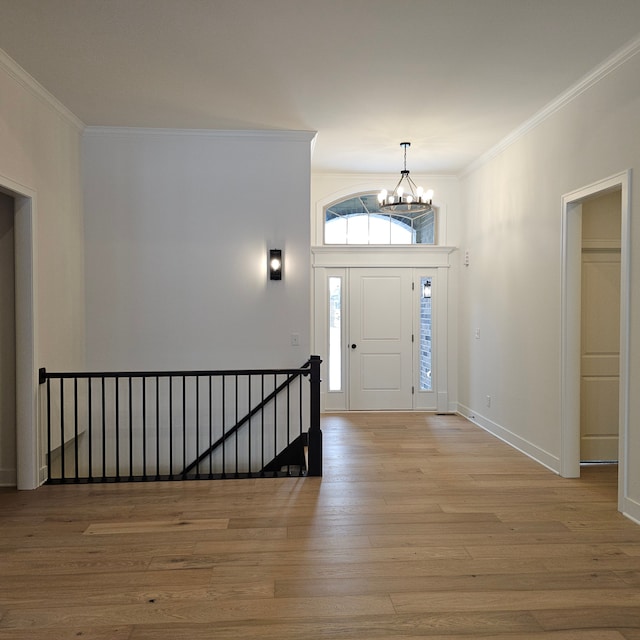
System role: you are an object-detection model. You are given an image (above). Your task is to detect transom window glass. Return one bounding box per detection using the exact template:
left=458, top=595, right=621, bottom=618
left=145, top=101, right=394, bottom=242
left=325, top=193, right=435, bottom=245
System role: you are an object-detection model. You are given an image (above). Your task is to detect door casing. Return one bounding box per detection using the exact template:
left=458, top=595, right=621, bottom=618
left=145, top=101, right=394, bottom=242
left=560, top=171, right=630, bottom=516
left=0, top=175, right=38, bottom=489
left=312, top=246, right=453, bottom=412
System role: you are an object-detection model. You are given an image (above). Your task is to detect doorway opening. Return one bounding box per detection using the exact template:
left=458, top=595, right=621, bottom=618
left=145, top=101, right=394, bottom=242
left=579, top=189, right=621, bottom=464
left=0, top=191, right=16, bottom=486
left=561, top=171, right=630, bottom=516
left=0, top=178, right=37, bottom=490
left=316, top=260, right=451, bottom=413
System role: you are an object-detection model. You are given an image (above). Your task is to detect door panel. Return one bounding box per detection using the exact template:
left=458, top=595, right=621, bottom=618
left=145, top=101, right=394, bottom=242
left=361, top=353, right=402, bottom=389
left=580, top=250, right=620, bottom=461
left=581, top=376, right=619, bottom=460
left=349, top=268, right=413, bottom=409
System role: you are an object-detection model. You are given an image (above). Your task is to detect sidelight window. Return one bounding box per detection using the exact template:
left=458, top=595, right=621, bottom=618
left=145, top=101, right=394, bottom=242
left=420, top=277, right=432, bottom=391
left=328, top=276, right=342, bottom=391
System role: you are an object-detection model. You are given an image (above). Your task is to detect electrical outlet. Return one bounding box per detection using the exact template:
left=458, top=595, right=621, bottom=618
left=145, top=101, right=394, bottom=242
left=291, top=333, right=300, bottom=347
left=475, top=328, right=480, bottom=339
left=486, top=395, right=491, bottom=408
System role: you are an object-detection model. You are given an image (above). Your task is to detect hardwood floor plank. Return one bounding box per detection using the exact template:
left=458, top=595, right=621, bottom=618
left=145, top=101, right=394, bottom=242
left=0, top=569, right=212, bottom=607
left=84, top=518, right=229, bottom=535
left=276, top=570, right=628, bottom=598
left=126, top=611, right=545, bottom=639
left=368, top=528, right=640, bottom=549
left=391, top=588, right=640, bottom=614
left=149, top=544, right=471, bottom=572
left=228, top=509, right=498, bottom=530
left=465, top=542, right=633, bottom=560
left=533, top=606, right=640, bottom=632
left=194, top=533, right=372, bottom=554
left=0, top=627, right=133, bottom=640
left=209, top=557, right=555, bottom=580
left=0, top=595, right=395, bottom=628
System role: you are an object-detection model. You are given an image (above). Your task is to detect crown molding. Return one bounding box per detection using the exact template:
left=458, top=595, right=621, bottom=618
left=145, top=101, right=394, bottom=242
left=83, top=126, right=317, bottom=143
left=461, top=33, right=640, bottom=178
left=0, top=48, right=84, bottom=132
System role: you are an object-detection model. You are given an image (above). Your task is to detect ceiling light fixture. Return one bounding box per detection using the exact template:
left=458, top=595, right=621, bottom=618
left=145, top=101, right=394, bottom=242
left=378, top=142, right=434, bottom=214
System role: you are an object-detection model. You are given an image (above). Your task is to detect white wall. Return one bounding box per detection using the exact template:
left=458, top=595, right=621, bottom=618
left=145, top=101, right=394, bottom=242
left=83, top=128, right=314, bottom=371
left=0, top=50, right=85, bottom=487
left=0, top=51, right=85, bottom=371
left=458, top=46, right=640, bottom=519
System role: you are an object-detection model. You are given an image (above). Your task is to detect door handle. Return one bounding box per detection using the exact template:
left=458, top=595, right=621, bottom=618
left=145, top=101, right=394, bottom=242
left=351, top=344, right=357, bottom=349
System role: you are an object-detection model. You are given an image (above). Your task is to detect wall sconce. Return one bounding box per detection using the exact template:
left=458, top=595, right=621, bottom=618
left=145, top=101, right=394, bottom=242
left=422, top=279, right=432, bottom=299
left=269, top=249, right=283, bottom=280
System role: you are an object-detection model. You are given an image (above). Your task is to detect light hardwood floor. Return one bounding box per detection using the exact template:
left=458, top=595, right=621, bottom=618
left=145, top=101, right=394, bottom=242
left=1, top=412, right=640, bottom=639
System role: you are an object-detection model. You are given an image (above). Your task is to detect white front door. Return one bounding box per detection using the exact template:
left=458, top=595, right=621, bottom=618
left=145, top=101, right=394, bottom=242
left=348, top=268, right=413, bottom=409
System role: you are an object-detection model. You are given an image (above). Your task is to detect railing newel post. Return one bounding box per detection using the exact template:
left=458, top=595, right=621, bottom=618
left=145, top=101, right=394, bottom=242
left=307, top=355, right=323, bottom=477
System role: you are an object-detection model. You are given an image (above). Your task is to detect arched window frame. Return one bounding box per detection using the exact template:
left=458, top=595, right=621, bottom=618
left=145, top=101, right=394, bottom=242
left=323, top=192, right=436, bottom=245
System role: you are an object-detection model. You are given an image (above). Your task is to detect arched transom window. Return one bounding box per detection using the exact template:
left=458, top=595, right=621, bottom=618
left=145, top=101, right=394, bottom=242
left=325, top=193, right=435, bottom=245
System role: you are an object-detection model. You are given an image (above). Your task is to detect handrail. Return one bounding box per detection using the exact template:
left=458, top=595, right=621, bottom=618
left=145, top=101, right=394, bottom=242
left=39, top=366, right=309, bottom=381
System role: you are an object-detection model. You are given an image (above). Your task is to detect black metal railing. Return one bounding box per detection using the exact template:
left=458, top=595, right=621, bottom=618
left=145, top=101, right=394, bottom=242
left=39, top=356, right=322, bottom=484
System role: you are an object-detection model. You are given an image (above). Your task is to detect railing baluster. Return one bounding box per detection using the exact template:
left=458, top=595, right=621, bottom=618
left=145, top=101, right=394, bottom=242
left=101, top=377, right=106, bottom=481
left=46, top=377, right=52, bottom=480
left=247, top=374, right=252, bottom=477
left=234, top=374, right=239, bottom=477
left=142, top=377, right=147, bottom=479
left=222, top=375, right=226, bottom=478
left=73, top=378, right=79, bottom=482
left=286, top=376, right=291, bottom=476
left=128, top=377, right=133, bottom=480
left=260, top=374, right=265, bottom=476
left=88, top=377, right=93, bottom=481
left=195, top=376, right=200, bottom=477
left=273, top=373, right=277, bottom=477
left=115, top=377, right=120, bottom=481
left=208, top=375, right=213, bottom=478
left=59, top=380, right=65, bottom=482
left=182, top=376, right=186, bottom=476
left=169, top=377, right=173, bottom=479
left=299, top=372, right=304, bottom=476
left=156, top=376, right=160, bottom=479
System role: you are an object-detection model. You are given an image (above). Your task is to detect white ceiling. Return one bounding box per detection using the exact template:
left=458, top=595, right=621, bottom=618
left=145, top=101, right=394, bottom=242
left=1, top=0, right=640, bottom=174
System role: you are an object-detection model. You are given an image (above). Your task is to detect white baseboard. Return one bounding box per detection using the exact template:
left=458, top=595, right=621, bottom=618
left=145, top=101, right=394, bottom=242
left=622, top=496, right=640, bottom=525
left=457, top=403, right=560, bottom=474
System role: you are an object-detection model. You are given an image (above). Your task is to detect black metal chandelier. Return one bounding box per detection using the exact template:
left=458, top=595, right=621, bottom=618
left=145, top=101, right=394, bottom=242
left=378, top=142, right=434, bottom=214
